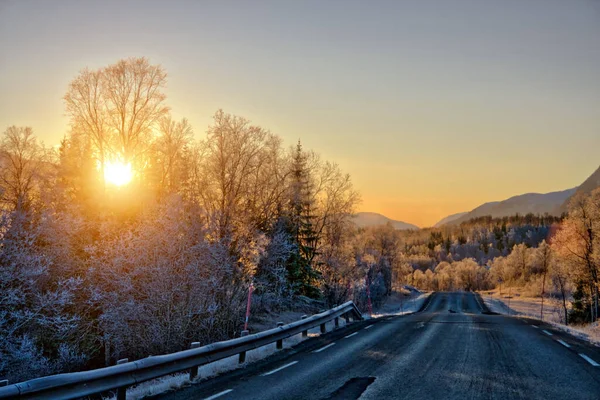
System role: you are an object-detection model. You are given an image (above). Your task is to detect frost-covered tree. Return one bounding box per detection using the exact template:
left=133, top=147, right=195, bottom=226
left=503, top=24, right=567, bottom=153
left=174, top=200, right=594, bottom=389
left=553, top=190, right=600, bottom=322
left=2, top=61, right=367, bottom=382
left=0, top=212, right=84, bottom=382
left=64, top=57, right=169, bottom=187
left=0, top=126, right=49, bottom=212
left=532, top=240, right=553, bottom=320
left=86, top=197, right=259, bottom=363
left=148, top=116, right=193, bottom=196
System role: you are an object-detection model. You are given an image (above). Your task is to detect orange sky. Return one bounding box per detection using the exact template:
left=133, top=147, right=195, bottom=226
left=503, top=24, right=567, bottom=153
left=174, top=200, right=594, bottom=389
left=1, top=1, right=599, bottom=227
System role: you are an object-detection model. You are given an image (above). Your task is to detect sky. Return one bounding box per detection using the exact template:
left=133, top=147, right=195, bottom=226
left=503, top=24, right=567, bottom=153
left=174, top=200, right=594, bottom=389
left=0, top=0, right=599, bottom=227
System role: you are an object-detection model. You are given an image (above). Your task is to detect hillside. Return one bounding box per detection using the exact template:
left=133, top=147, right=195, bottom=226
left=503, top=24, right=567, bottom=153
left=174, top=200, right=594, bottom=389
left=433, top=212, right=469, bottom=227
left=352, top=212, right=419, bottom=230
left=443, top=188, right=576, bottom=226
left=558, top=164, right=600, bottom=212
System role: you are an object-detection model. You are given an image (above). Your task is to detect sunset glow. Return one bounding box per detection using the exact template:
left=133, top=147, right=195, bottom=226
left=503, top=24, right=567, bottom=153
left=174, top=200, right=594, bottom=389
left=2, top=2, right=598, bottom=226
left=103, top=161, right=133, bottom=186
left=2, top=1, right=600, bottom=395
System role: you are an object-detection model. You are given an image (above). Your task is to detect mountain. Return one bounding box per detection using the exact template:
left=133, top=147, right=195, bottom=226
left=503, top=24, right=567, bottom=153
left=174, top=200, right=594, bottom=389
left=558, top=164, right=600, bottom=213
left=433, top=212, right=469, bottom=227
left=352, top=212, right=419, bottom=230
left=441, top=188, right=576, bottom=226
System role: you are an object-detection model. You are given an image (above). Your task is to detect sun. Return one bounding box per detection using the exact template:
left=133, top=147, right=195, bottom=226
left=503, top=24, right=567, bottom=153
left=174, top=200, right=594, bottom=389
left=104, top=160, right=133, bottom=186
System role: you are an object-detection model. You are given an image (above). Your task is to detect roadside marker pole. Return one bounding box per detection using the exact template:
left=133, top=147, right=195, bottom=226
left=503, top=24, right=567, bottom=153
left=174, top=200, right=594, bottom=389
left=244, top=282, right=254, bottom=331
left=366, top=275, right=372, bottom=317
left=508, top=286, right=512, bottom=316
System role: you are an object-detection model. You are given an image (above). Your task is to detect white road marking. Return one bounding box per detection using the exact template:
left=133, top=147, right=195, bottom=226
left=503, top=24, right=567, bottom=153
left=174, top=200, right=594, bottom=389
left=557, top=340, right=571, bottom=348
left=313, top=343, right=335, bottom=353
left=423, top=299, right=431, bottom=312
left=542, top=330, right=553, bottom=336
left=579, top=354, right=600, bottom=367
left=364, top=325, right=374, bottom=330
left=261, top=361, right=299, bottom=376
left=204, top=389, right=234, bottom=400
left=531, top=325, right=539, bottom=329
left=344, top=332, right=359, bottom=339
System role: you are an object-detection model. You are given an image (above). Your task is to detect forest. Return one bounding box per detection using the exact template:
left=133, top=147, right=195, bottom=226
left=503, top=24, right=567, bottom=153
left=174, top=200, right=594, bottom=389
left=1, top=57, right=599, bottom=383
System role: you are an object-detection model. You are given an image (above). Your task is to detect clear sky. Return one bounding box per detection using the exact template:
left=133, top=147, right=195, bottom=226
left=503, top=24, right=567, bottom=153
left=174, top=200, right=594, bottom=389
left=1, top=0, right=599, bottom=227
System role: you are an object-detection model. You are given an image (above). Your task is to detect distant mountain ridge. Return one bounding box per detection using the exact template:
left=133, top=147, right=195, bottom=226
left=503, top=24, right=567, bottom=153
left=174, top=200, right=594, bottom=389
left=352, top=212, right=419, bottom=230
left=438, top=188, right=576, bottom=226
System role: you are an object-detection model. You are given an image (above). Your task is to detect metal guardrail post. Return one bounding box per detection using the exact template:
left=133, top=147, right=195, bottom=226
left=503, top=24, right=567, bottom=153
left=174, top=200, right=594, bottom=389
left=301, top=315, right=308, bottom=337
left=276, top=322, right=284, bottom=349
left=344, top=312, right=350, bottom=323
left=334, top=317, right=339, bottom=327
left=239, top=330, right=249, bottom=363
left=189, top=342, right=201, bottom=379
left=116, top=358, right=129, bottom=400
left=318, top=310, right=327, bottom=333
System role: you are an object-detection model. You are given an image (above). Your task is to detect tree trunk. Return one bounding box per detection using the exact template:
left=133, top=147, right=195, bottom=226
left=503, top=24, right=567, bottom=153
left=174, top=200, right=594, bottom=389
left=563, top=294, right=568, bottom=325
left=590, top=283, right=596, bottom=323
left=540, top=270, right=547, bottom=321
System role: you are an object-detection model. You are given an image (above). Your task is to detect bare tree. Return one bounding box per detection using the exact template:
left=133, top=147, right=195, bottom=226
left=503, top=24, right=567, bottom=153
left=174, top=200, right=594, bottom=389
left=0, top=126, right=48, bottom=212
left=64, top=58, right=169, bottom=188
left=554, top=192, right=599, bottom=322
left=151, top=116, right=193, bottom=195
left=103, top=57, right=169, bottom=165
left=548, top=255, right=571, bottom=325
left=64, top=68, right=108, bottom=189
left=198, top=110, right=274, bottom=239
left=533, top=240, right=552, bottom=320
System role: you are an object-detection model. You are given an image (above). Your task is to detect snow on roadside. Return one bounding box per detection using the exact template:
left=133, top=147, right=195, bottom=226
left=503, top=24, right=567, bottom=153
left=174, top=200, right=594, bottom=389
left=481, top=294, right=600, bottom=347
left=102, top=318, right=348, bottom=399
left=104, top=291, right=431, bottom=399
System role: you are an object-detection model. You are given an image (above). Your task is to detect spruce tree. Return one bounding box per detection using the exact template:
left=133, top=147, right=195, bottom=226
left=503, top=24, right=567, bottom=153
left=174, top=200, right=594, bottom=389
left=285, top=141, right=321, bottom=297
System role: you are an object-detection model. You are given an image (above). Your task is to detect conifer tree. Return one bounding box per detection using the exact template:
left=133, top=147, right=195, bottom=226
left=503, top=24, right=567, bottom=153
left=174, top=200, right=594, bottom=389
left=285, top=141, right=321, bottom=297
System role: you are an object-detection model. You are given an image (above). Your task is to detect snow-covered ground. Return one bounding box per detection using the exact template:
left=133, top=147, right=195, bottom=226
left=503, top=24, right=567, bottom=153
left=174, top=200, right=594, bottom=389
left=481, top=291, right=600, bottom=347
left=481, top=290, right=563, bottom=322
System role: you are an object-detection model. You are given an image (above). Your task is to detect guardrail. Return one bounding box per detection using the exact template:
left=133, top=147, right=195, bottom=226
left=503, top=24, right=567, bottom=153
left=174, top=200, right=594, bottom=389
left=0, top=301, right=363, bottom=400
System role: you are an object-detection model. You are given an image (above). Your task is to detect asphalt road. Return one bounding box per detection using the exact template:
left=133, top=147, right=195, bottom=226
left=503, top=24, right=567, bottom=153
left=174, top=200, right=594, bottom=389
left=158, top=292, right=600, bottom=400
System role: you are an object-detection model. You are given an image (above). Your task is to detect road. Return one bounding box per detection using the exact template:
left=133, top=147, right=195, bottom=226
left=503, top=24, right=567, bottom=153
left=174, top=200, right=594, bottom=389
left=158, top=292, right=600, bottom=400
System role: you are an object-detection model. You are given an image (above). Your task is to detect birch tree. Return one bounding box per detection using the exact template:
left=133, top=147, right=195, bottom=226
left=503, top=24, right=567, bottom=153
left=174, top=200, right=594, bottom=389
left=532, top=240, right=553, bottom=320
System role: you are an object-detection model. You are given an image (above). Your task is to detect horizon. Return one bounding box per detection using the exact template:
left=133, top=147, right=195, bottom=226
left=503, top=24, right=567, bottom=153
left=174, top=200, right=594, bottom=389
left=1, top=0, right=599, bottom=226
left=357, top=182, right=587, bottom=228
